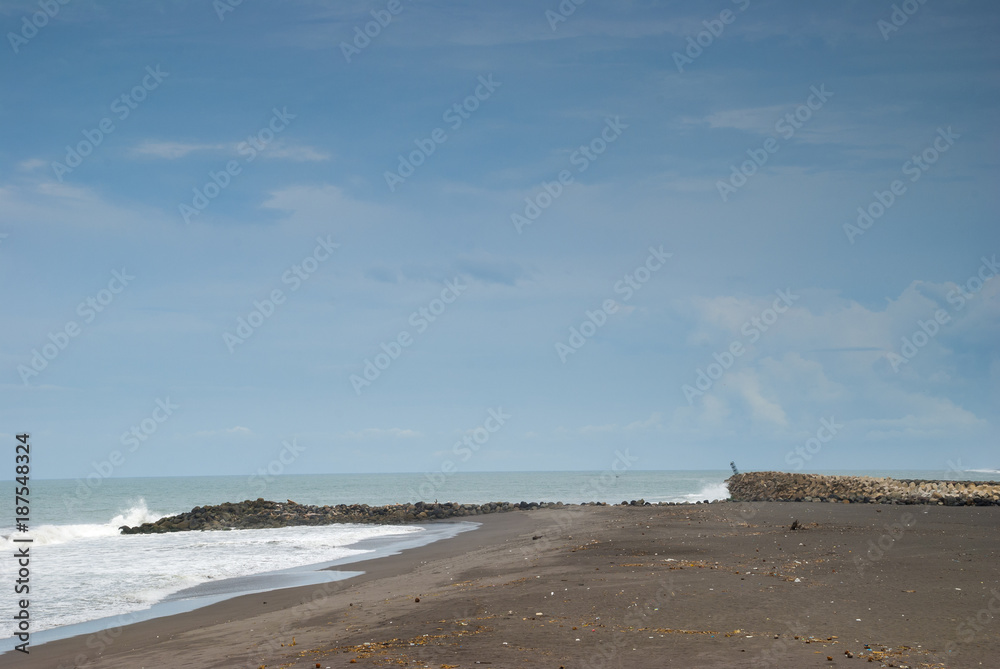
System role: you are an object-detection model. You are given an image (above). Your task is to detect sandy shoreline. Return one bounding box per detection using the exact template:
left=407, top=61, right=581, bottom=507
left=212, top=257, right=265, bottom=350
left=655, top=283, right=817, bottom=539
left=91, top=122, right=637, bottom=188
left=11, top=502, right=999, bottom=668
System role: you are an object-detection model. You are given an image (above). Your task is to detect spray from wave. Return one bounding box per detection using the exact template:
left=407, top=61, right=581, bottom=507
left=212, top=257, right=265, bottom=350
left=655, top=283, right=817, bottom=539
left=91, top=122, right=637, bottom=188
left=4, top=499, right=166, bottom=547
left=677, top=482, right=731, bottom=503
left=642, top=481, right=731, bottom=504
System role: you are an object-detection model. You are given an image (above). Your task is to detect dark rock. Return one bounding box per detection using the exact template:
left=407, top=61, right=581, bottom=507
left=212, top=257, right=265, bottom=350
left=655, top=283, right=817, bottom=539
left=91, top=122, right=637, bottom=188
left=118, top=498, right=560, bottom=535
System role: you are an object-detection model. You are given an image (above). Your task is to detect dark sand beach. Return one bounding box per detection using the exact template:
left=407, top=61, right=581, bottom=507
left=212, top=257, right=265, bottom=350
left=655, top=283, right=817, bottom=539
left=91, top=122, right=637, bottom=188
left=15, top=502, right=999, bottom=668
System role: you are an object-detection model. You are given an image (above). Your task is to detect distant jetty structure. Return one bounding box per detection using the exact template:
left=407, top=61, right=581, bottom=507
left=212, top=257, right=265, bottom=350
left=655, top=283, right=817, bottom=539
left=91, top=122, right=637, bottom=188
left=727, top=471, right=1000, bottom=505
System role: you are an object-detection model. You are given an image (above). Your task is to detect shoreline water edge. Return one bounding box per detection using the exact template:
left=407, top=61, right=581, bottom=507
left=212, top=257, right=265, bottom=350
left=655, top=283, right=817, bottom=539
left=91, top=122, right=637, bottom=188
left=6, top=472, right=998, bottom=667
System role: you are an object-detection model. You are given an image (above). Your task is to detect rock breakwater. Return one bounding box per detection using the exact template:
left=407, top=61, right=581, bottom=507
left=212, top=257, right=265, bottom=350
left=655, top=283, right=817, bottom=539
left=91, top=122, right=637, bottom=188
left=118, top=498, right=581, bottom=534
left=727, top=472, right=1000, bottom=505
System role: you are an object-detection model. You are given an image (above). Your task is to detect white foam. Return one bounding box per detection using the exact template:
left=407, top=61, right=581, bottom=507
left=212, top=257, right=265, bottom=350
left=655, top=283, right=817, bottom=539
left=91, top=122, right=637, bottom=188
left=644, top=481, right=731, bottom=504
left=4, top=499, right=166, bottom=547
left=679, top=482, right=731, bottom=503
left=0, top=506, right=423, bottom=639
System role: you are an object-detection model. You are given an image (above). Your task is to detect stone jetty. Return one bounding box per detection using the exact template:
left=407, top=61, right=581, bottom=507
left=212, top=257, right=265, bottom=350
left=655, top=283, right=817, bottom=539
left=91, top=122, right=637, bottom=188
left=117, top=473, right=1000, bottom=535
left=727, top=471, right=1000, bottom=505
left=118, top=498, right=582, bottom=534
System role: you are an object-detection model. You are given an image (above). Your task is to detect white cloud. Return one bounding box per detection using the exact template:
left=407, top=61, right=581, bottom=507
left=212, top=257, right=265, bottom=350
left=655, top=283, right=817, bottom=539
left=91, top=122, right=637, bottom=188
left=0, top=179, right=164, bottom=232
left=685, top=276, right=999, bottom=381
left=568, top=411, right=664, bottom=436
left=578, top=422, right=617, bottom=435
left=697, top=105, right=787, bottom=133
left=758, top=353, right=846, bottom=403
left=668, top=276, right=997, bottom=450
left=728, top=370, right=788, bottom=427
left=262, top=143, right=331, bottom=162
left=16, top=158, right=46, bottom=172
left=341, top=427, right=421, bottom=440
left=668, top=394, right=736, bottom=439
left=857, top=398, right=988, bottom=441
left=32, top=181, right=87, bottom=199
left=625, top=412, right=662, bottom=431
left=259, top=184, right=393, bottom=233
left=131, top=140, right=330, bottom=162
left=194, top=426, right=253, bottom=437
left=132, top=141, right=229, bottom=159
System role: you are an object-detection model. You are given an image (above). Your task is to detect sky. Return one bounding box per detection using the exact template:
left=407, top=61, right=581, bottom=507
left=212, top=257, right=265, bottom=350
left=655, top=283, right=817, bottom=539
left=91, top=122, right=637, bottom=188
left=1, top=0, right=998, bottom=480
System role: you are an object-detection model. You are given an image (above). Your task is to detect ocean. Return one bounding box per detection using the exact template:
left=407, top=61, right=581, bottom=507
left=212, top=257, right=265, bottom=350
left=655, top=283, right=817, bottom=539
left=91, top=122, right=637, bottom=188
left=3, top=469, right=997, bottom=646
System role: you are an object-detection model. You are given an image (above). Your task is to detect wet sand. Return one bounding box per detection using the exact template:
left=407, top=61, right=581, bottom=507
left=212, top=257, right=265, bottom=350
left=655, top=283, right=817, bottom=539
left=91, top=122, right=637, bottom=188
left=13, top=502, right=1000, bottom=668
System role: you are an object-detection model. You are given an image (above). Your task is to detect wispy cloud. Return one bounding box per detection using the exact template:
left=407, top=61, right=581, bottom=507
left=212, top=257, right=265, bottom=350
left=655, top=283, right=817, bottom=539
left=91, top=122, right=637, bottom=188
left=341, top=427, right=421, bottom=440
left=569, top=412, right=663, bottom=436
left=131, top=140, right=330, bottom=162
left=625, top=412, right=663, bottom=431
left=263, top=143, right=331, bottom=162
left=697, top=106, right=788, bottom=133
left=34, top=181, right=99, bottom=201
left=16, top=158, right=46, bottom=172
left=132, top=141, right=229, bottom=159
left=194, top=426, right=254, bottom=437
left=859, top=400, right=989, bottom=441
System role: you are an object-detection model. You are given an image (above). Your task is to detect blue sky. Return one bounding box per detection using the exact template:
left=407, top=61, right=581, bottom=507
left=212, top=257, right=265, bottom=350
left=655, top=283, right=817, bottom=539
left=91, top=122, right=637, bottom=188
left=1, top=0, right=998, bottom=480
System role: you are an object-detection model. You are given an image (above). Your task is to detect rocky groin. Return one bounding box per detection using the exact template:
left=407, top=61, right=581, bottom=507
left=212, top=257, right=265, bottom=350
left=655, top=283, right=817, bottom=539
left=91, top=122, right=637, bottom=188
left=118, top=498, right=581, bottom=534
left=726, top=472, right=1000, bottom=505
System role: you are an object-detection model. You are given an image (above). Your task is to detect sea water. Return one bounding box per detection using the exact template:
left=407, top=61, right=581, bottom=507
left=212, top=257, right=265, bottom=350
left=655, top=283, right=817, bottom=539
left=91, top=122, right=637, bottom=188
left=2, top=469, right=994, bottom=644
